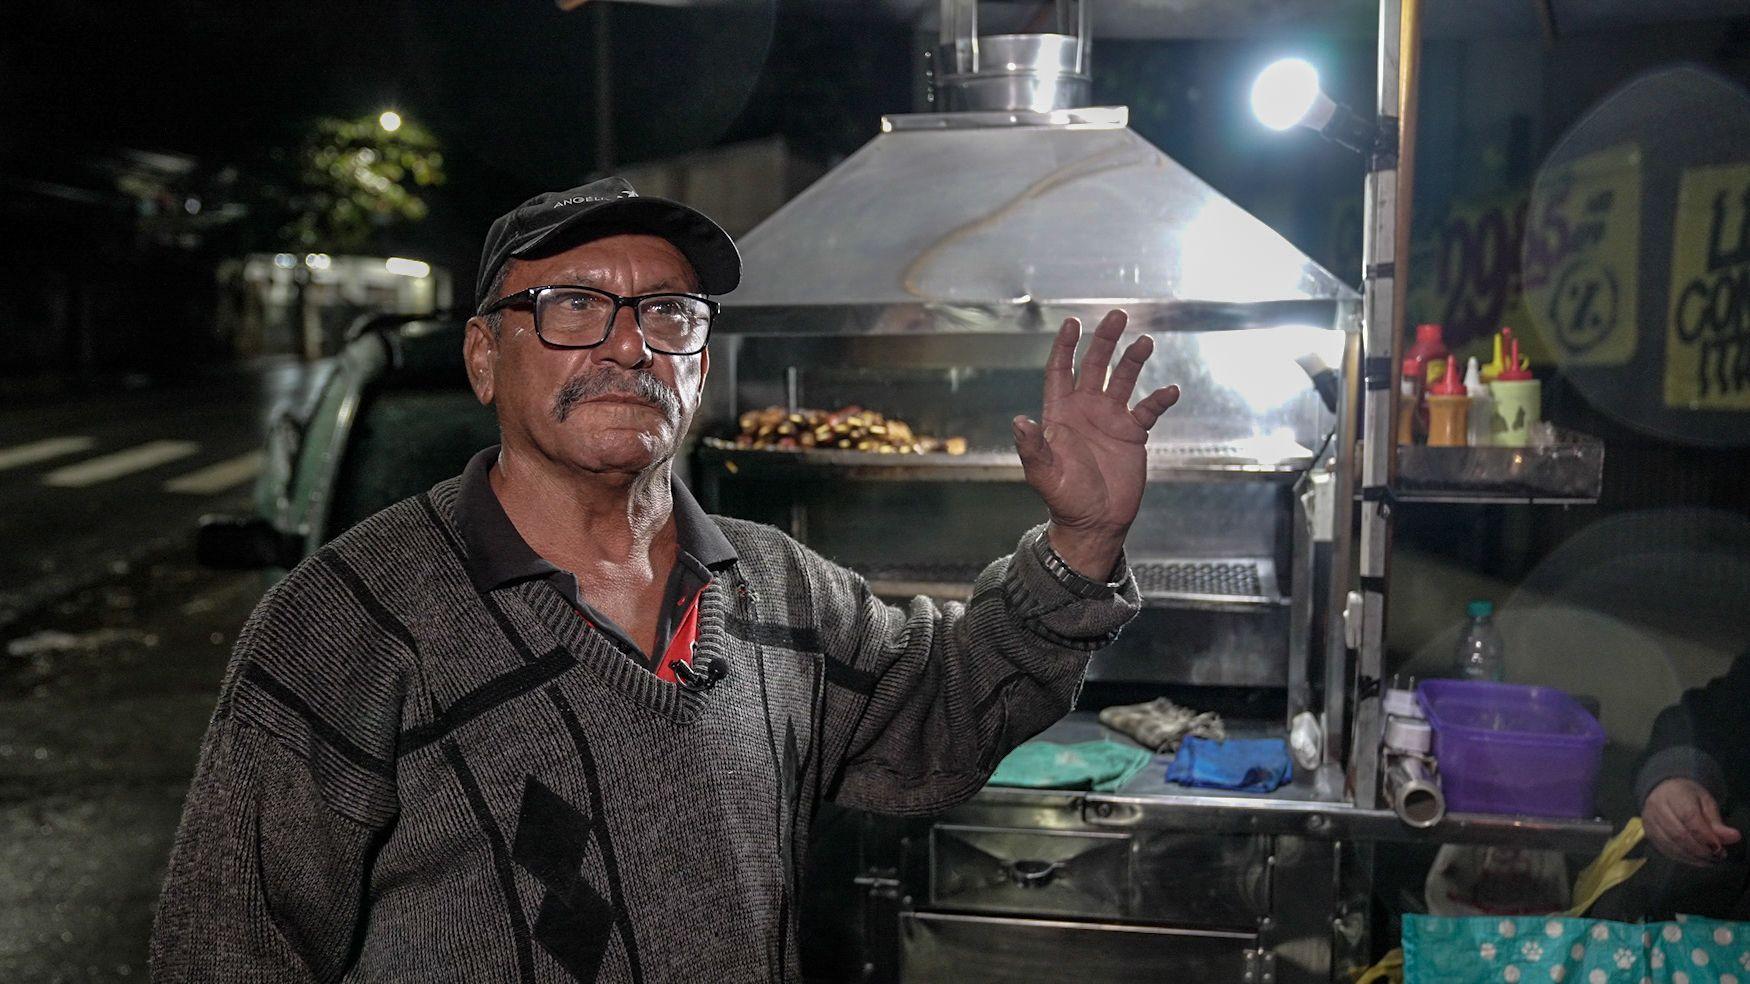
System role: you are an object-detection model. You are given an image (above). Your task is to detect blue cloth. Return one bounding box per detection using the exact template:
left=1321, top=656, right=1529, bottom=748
left=1164, top=736, right=1292, bottom=793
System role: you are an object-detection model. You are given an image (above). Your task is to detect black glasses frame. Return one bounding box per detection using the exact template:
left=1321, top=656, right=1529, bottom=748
left=480, top=284, right=719, bottom=355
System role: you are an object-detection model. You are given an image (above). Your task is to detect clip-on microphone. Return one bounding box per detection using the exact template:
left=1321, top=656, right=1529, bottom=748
left=671, top=655, right=728, bottom=692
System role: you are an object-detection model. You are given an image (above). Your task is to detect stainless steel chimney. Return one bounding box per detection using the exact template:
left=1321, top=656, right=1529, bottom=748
left=934, top=0, right=1090, bottom=112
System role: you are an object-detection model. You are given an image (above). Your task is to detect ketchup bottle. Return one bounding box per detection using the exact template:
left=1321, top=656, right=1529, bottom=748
left=1407, top=324, right=1450, bottom=386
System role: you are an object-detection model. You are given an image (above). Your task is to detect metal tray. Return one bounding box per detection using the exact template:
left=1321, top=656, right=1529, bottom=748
left=1393, top=426, right=1604, bottom=504
left=697, top=436, right=1314, bottom=483
left=854, top=557, right=1285, bottom=611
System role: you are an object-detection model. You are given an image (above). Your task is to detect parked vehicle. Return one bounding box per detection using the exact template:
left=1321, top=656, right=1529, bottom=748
left=197, top=313, right=495, bottom=573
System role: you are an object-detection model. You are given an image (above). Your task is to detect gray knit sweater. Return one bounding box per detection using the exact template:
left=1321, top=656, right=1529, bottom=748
left=150, top=474, right=1140, bottom=983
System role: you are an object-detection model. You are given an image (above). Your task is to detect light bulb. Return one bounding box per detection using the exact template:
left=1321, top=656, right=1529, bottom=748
left=1251, top=58, right=1322, bottom=131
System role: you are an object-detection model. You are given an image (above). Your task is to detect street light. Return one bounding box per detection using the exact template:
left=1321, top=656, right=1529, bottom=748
left=384, top=257, right=431, bottom=279
left=1249, top=57, right=1378, bottom=155
left=378, top=110, right=403, bottom=133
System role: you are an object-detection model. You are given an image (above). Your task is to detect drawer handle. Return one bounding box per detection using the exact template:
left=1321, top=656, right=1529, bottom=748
left=1008, top=859, right=1061, bottom=888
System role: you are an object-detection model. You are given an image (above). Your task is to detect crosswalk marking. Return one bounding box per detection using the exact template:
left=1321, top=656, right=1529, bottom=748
left=41, top=440, right=201, bottom=488
left=0, top=436, right=96, bottom=472
left=163, top=451, right=264, bottom=495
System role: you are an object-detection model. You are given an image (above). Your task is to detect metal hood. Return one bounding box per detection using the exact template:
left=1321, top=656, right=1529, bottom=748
left=718, top=106, right=1358, bottom=335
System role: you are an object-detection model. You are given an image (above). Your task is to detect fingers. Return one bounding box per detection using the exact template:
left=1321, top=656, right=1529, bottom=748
left=1699, top=794, right=1743, bottom=848
left=1104, top=334, right=1153, bottom=405
left=1075, top=309, right=1128, bottom=393
left=1649, top=798, right=1716, bottom=865
left=1012, top=415, right=1058, bottom=486
left=1044, top=318, right=1079, bottom=403
left=1130, top=384, right=1182, bottom=430
left=1678, top=792, right=1727, bottom=856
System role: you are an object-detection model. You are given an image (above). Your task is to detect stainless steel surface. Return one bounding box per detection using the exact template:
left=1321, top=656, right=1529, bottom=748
left=936, top=35, right=1090, bottom=113
left=1262, top=836, right=1342, bottom=984
left=699, top=439, right=1314, bottom=482
left=851, top=556, right=1284, bottom=610
left=1386, top=755, right=1445, bottom=829
left=1130, top=557, right=1283, bottom=606
left=1088, top=606, right=1292, bottom=686
left=898, top=911, right=1255, bottom=984
left=1323, top=335, right=1362, bottom=767
left=927, top=822, right=1272, bottom=928
left=883, top=106, right=1125, bottom=131
left=719, top=107, right=1358, bottom=329
left=971, top=787, right=1614, bottom=852
left=957, top=713, right=1611, bottom=850
left=713, top=326, right=1345, bottom=453
left=929, top=825, right=1131, bottom=919
left=1351, top=0, right=1404, bottom=814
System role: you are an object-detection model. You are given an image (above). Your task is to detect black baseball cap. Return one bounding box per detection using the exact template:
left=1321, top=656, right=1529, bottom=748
left=474, top=176, right=740, bottom=312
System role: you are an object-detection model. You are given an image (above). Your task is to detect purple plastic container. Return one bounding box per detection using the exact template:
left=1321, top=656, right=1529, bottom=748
left=1416, top=679, right=1606, bottom=818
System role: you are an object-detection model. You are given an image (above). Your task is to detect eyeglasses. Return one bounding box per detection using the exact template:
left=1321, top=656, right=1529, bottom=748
left=481, top=284, right=719, bottom=355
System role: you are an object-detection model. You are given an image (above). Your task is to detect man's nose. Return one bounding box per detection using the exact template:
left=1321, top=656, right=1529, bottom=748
left=594, top=304, right=651, bottom=369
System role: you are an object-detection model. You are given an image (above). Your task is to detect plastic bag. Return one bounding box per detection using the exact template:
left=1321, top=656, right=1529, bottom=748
left=1426, top=844, right=1572, bottom=916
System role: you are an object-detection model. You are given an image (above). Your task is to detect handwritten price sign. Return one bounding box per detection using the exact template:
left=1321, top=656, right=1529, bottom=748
left=1666, top=162, right=1750, bottom=410
left=1524, top=144, right=1642, bottom=367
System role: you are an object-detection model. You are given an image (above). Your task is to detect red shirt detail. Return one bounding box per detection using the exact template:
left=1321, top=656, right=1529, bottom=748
left=655, top=592, right=703, bottom=684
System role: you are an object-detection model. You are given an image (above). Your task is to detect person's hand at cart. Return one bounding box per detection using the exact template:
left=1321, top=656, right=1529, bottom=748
left=1012, top=309, right=1180, bottom=580
left=1643, top=777, right=1743, bottom=866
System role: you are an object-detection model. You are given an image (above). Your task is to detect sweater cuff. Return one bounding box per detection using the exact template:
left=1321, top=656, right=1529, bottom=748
left=1004, top=524, right=1142, bottom=651
left=1636, top=745, right=1729, bottom=809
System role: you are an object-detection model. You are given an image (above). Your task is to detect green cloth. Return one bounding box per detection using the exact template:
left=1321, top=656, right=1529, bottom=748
left=987, top=740, right=1154, bottom=792
left=1402, top=913, right=1750, bottom=983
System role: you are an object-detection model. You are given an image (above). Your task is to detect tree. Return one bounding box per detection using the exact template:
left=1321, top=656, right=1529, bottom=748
left=278, top=114, right=446, bottom=253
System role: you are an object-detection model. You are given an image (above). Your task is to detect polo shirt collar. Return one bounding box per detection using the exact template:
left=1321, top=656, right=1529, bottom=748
left=454, top=444, right=737, bottom=595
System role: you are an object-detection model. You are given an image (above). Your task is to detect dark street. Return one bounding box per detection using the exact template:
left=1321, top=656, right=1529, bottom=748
left=0, top=362, right=321, bottom=625
left=0, top=364, right=322, bottom=982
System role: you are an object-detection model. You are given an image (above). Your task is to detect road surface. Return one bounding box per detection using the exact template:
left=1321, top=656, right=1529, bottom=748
left=0, top=361, right=324, bottom=981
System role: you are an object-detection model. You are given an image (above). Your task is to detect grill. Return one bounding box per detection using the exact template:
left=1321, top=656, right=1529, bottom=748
left=854, top=557, right=1282, bottom=608
left=1133, top=560, right=1261, bottom=597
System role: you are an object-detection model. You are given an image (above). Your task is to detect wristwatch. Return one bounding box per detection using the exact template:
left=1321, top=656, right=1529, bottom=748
left=1035, top=532, right=1125, bottom=599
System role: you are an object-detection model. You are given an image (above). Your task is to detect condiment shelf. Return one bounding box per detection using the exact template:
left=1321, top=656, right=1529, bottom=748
left=855, top=557, right=1287, bottom=611
left=697, top=436, right=1315, bottom=483
left=1390, top=427, right=1604, bottom=505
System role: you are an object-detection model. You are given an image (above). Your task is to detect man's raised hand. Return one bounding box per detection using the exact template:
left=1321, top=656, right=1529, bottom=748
left=1012, top=309, right=1180, bottom=579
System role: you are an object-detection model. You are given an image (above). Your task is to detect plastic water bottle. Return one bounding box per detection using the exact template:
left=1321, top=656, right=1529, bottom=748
left=1455, top=600, right=1505, bottom=681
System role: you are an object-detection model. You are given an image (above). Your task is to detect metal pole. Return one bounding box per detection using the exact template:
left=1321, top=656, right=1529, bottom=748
left=1350, top=0, right=1421, bottom=809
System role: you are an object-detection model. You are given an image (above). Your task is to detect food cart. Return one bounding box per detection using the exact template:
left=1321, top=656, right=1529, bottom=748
left=692, top=0, right=1613, bottom=979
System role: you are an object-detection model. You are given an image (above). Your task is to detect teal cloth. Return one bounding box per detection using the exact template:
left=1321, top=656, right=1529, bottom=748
left=1403, top=913, right=1750, bottom=983
left=987, top=740, right=1153, bottom=793
left=1165, top=736, right=1292, bottom=793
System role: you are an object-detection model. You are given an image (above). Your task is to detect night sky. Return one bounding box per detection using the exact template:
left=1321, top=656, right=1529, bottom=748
left=0, top=0, right=913, bottom=272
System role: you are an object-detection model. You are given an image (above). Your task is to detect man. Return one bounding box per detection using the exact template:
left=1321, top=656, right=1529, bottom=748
left=151, top=177, right=1179, bottom=982
left=1597, top=651, right=1748, bottom=921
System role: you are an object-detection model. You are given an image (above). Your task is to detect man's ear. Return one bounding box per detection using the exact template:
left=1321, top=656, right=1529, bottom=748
left=697, top=345, right=710, bottom=395
left=463, top=316, right=497, bottom=406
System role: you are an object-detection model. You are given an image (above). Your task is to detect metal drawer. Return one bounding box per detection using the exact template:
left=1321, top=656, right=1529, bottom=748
left=928, top=823, right=1273, bottom=928
left=899, top=911, right=1257, bottom=984
left=930, top=825, right=1132, bottom=919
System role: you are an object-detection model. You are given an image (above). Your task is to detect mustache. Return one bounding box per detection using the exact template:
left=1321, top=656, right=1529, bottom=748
left=551, top=369, right=681, bottom=423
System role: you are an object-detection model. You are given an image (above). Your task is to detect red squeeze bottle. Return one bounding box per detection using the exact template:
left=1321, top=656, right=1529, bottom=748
left=1408, top=324, right=1450, bottom=384
left=1425, top=356, right=1469, bottom=447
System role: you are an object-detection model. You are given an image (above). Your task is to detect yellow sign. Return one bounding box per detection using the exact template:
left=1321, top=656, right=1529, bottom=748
left=1523, top=144, right=1642, bottom=366
left=1665, top=162, right=1750, bottom=410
